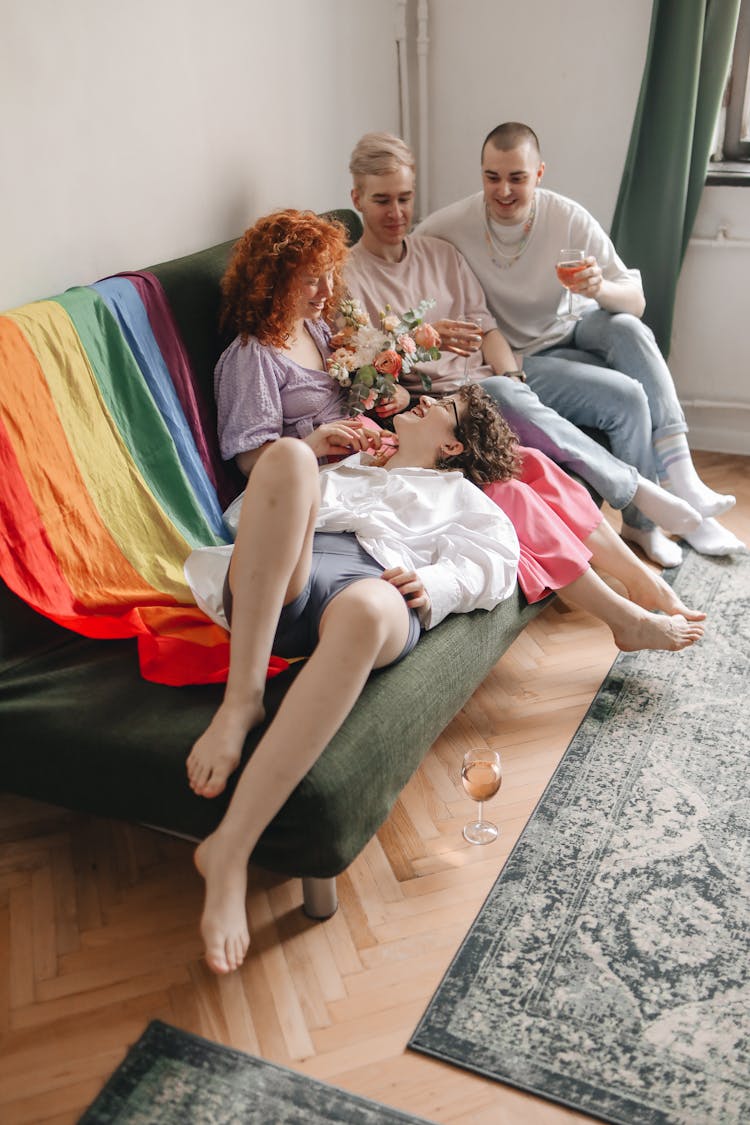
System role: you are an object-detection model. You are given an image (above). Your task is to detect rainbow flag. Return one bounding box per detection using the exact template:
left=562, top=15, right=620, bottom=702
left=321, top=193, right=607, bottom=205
left=0, top=276, right=287, bottom=686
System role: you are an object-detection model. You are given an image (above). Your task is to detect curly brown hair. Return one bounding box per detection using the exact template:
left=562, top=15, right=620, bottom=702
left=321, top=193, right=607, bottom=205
left=220, top=209, right=349, bottom=347
left=435, top=383, right=520, bottom=487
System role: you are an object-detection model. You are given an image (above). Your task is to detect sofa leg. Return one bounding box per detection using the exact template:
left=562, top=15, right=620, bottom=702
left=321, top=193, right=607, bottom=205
left=302, top=876, right=338, bottom=920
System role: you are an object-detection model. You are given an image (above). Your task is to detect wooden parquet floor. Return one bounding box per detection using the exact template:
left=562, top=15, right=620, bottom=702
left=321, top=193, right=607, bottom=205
left=1, top=452, right=747, bottom=1125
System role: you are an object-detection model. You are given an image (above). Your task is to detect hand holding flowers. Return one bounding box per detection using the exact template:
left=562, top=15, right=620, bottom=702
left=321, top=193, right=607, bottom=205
left=327, top=298, right=442, bottom=415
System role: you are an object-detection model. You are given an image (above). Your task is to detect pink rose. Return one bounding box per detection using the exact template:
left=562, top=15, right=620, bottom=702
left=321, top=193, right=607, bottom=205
left=413, top=322, right=441, bottom=349
left=373, top=349, right=402, bottom=377
left=397, top=334, right=416, bottom=355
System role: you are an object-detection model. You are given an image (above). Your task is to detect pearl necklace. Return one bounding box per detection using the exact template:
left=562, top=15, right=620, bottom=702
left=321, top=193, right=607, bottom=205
left=483, top=198, right=537, bottom=269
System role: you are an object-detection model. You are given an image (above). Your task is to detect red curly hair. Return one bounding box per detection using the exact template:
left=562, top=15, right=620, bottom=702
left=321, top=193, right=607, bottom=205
left=220, top=209, right=349, bottom=347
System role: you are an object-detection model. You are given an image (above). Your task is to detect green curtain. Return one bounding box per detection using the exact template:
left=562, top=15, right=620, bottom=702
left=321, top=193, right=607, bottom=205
left=610, top=0, right=741, bottom=356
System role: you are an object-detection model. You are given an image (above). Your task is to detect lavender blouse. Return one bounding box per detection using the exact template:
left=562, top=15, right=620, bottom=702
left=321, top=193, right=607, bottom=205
left=214, top=319, right=347, bottom=461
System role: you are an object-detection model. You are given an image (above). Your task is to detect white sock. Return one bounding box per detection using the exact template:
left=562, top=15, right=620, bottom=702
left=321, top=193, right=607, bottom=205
left=621, top=524, right=683, bottom=568
left=632, top=477, right=701, bottom=534
left=683, top=518, right=748, bottom=557
left=654, top=433, right=735, bottom=518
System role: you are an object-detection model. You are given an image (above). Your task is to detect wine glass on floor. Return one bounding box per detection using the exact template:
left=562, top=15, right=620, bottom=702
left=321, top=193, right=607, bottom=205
left=461, top=747, right=503, bottom=845
left=556, top=248, right=586, bottom=321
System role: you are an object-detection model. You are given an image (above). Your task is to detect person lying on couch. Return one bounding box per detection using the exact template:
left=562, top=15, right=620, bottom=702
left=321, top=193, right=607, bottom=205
left=183, top=384, right=522, bottom=973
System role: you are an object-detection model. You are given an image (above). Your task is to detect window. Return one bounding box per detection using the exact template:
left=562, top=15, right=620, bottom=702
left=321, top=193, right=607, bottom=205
left=714, top=0, right=750, bottom=161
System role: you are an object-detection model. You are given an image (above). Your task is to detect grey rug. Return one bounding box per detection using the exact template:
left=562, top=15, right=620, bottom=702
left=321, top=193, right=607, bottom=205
left=409, top=547, right=749, bottom=1124
left=80, top=1020, right=433, bottom=1124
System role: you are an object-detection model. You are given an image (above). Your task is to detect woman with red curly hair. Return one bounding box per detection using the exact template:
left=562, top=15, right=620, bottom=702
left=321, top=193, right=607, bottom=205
left=216, top=209, right=380, bottom=477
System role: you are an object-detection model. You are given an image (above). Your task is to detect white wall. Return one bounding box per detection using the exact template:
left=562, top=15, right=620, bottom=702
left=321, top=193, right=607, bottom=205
left=0, top=0, right=400, bottom=311
left=671, top=187, right=750, bottom=454
left=421, top=0, right=653, bottom=227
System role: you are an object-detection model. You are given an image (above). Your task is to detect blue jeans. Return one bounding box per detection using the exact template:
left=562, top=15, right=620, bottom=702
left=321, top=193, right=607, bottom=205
left=484, top=309, right=687, bottom=530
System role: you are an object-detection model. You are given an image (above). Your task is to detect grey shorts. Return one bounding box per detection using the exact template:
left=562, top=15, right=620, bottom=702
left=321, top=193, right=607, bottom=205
left=223, top=531, right=421, bottom=666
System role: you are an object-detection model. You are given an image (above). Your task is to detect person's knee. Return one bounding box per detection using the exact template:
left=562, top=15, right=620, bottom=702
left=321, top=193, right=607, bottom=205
left=609, top=313, right=655, bottom=349
left=324, top=579, right=405, bottom=651
left=346, top=579, right=401, bottom=630
left=605, top=372, right=650, bottom=415
left=261, top=437, right=318, bottom=480
left=246, top=439, right=319, bottom=511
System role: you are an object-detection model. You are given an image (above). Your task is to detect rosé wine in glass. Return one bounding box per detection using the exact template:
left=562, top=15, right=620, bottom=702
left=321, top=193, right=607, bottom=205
left=556, top=248, right=586, bottom=321
left=461, top=748, right=502, bottom=845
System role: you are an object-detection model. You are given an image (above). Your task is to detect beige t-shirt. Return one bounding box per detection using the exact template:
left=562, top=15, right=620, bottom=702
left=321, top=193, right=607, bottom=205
left=344, top=234, right=498, bottom=393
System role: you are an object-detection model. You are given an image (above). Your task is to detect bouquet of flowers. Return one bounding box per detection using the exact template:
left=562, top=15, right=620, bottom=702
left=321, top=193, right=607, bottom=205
left=327, top=297, right=442, bottom=415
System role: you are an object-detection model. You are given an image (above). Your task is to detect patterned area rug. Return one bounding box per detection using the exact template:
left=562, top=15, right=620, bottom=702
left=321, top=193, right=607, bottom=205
left=409, top=547, right=749, bottom=1124
left=80, top=1020, right=433, bottom=1124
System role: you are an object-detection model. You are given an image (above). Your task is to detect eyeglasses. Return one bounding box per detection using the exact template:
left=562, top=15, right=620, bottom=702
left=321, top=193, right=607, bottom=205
left=447, top=397, right=463, bottom=439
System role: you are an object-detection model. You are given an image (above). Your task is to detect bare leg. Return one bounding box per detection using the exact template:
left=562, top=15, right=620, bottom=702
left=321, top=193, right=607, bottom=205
left=585, top=517, right=706, bottom=621
left=187, top=439, right=321, bottom=799
left=194, top=577, right=411, bottom=973
left=557, top=567, right=704, bottom=652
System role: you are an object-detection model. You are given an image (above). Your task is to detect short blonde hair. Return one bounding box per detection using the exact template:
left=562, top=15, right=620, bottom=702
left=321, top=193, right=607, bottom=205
left=349, top=132, right=416, bottom=186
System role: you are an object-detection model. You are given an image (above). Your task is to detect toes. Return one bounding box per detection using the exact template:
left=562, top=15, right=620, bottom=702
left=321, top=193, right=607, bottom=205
left=205, top=933, right=247, bottom=974
left=228, top=934, right=248, bottom=972
left=188, top=760, right=212, bottom=793
left=196, top=775, right=226, bottom=799
left=207, top=947, right=231, bottom=974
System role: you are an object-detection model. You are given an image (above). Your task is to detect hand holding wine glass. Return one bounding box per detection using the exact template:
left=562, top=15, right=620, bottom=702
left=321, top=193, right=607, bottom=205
left=461, top=747, right=503, bottom=845
left=556, top=248, right=586, bottom=321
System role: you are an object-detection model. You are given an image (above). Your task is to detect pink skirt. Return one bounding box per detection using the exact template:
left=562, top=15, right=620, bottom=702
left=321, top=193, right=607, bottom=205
left=483, top=447, right=602, bottom=603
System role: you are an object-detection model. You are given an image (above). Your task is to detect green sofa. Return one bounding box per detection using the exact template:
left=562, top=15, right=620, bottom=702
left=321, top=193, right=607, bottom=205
left=0, top=211, right=548, bottom=918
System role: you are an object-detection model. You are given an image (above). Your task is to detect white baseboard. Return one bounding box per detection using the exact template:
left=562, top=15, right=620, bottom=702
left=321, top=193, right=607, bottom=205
left=683, top=404, right=750, bottom=456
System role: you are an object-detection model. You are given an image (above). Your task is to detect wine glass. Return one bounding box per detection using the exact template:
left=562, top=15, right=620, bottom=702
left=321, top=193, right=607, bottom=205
left=458, top=313, right=481, bottom=383
left=556, top=248, right=586, bottom=321
left=461, top=747, right=503, bottom=845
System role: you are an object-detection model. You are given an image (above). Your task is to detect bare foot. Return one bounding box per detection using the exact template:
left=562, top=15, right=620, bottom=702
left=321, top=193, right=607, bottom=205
left=625, top=570, right=707, bottom=622
left=187, top=698, right=265, bottom=798
left=194, top=833, right=250, bottom=974
left=612, top=610, right=704, bottom=653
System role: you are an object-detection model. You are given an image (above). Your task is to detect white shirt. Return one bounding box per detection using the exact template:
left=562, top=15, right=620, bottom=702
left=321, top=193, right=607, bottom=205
left=184, top=455, right=519, bottom=632
left=416, top=189, right=641, bottom=355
